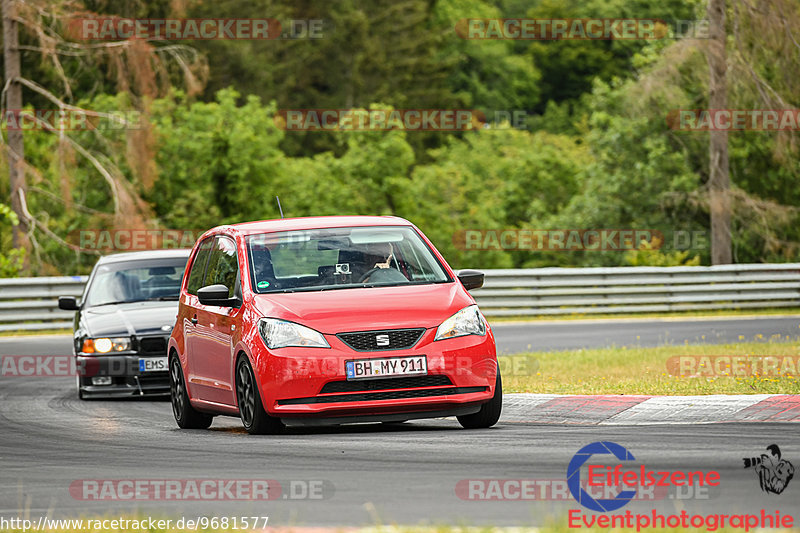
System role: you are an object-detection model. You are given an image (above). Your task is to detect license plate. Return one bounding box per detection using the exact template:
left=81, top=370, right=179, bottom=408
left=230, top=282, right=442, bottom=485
left=345, top=356, right=427, bottom=380
left=139, top=357, right=167, bottom=372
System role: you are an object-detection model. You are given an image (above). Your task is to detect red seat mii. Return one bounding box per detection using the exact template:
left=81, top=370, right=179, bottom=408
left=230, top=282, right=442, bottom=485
left=168, top=216, right=501, bottom=434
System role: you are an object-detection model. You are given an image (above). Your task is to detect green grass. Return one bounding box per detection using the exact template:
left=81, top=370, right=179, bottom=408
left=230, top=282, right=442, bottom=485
left=0, top=328, right=71, bottom=337
left=499, top=341, right=800, bottom=395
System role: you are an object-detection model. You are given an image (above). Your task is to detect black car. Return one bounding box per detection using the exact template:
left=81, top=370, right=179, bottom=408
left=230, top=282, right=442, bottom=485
left=58, top=249, right=191, bottom=399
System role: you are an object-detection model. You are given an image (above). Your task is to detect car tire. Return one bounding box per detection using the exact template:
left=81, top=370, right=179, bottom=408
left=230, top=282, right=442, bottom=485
left=170, top=354, right=213, bottom=429
left=236, top=356, right=284, bottom=435
left=76, top=375, right=85, bottom=400
left=457, top=369, right=502, bottom=429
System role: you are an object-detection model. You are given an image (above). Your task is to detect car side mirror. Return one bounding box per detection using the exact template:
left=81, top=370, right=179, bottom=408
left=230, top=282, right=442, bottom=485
left=58, top=296, right=79, bottom=311
left=457, top=270, right=484, bottom=291
left=197, top=284, right=241, bottom=307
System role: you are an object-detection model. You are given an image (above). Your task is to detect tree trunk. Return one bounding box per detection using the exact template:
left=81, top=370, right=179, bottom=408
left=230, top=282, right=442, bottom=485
left=2, top=0, right=29, bottom=252
left=707, top=0, right=731, bottom=264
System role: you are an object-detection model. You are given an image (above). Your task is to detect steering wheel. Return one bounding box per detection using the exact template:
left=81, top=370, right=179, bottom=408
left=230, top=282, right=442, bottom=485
left=359, top=268, right=382, bottom=283
left=359, top=267, right=409, bottom=284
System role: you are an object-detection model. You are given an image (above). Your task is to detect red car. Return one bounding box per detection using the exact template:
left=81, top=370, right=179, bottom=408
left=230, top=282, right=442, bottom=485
left=168, top=216, right=501, bottom=434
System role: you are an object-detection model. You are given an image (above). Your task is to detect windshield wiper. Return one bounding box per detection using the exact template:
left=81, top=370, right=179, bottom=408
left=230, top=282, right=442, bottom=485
left=90, top=296, right=178, bottom=306
left=268, top=286, right=341, bottom=294
left=260, top=281, right=440, bottom=294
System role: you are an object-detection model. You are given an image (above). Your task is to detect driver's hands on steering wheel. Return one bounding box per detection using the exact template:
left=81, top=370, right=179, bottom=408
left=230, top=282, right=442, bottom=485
left=360, top=243, right=395, bottom=282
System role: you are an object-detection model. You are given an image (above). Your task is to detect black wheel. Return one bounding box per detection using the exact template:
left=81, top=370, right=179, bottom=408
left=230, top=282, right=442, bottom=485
left=170, top=355, right=213, bottom=429
left=236, top=356, right=283, bottom=435
left=457, top=369, right=502, bottom=429
left=76, top=375, right=85, bottom=400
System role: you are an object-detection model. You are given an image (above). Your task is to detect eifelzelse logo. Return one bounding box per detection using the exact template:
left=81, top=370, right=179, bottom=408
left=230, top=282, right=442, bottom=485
left=567, top=441, right=721, bottom=512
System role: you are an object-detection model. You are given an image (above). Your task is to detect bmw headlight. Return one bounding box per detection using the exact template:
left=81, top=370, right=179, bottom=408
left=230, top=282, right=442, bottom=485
left=434, top=305, right=486, bottom=341
left=81, top=337, right=131, bottom=354
left=258, top=318, right=330, bottom=349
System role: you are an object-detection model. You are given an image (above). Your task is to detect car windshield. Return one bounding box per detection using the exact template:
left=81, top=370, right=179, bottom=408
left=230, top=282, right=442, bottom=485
left=246, top=226, right=451, bottom=293
left=84, top=257, right=188, bottom=307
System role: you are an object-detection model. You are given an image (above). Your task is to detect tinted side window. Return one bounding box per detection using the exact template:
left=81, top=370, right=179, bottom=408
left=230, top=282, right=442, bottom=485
left=186, top=238, right=213, bottom=295
left=205, top=236, right=239, bottom=298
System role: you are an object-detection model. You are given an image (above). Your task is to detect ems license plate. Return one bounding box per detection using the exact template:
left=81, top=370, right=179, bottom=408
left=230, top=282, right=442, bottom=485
left=139, top=357, right=168, bottom=372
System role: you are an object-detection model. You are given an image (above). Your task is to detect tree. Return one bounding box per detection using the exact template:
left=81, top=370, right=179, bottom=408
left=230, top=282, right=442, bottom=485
left=2, top=0, right=28, bottom=253
left=0, top=0, right=206, bottom=273
left=707, top=0, right=731, bottom=264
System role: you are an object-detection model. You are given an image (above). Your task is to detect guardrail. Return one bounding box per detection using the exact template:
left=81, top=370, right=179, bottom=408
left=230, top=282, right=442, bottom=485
left=0, top=263, right=798, bottom=331
left=474, top=263, right=800, bottom=316
left=0, top=276, right=87, bottom=332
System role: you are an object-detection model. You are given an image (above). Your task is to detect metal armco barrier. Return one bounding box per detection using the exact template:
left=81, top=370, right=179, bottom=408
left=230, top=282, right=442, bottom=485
left=0, top=276, right=86, bottom=332
left=474, top=263, right=800, bottom=316
left=0, top=263, right=799, bottom=330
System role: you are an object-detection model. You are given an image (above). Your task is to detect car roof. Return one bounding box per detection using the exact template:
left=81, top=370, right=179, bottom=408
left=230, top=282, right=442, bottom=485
left=219, top=215, right=415, bottom=236
left=96, top=249, right=192, bottom=265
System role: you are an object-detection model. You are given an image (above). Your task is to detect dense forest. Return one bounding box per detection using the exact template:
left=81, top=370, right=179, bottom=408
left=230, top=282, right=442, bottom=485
left=1, top=0, right=799, bottom=275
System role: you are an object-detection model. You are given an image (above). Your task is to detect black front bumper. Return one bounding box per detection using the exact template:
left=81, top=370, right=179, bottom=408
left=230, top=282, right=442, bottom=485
left=77, top=354, right=169, bottom=398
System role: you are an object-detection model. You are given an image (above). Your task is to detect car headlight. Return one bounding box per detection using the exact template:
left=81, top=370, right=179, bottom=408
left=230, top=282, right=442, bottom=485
left=434, top=305, right=486, bottom=341
left=258, top=318, right=330, bottom=349
left=81, top=337, right=131, bottom=354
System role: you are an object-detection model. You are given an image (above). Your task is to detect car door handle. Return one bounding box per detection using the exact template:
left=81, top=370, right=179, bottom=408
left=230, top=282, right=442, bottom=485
left=191, top=315, right=198, bottom=325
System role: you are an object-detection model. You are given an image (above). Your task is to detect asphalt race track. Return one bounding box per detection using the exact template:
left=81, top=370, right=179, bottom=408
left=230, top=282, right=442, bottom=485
left=2, top=315, right=799, bottom=357
left=1, top=318, right=798, bottom=527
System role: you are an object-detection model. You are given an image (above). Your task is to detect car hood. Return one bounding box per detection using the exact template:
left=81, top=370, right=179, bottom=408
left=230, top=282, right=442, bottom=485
left=81, top=301, right=179, bottom=338
left=251, top=282, right=473, bottom=333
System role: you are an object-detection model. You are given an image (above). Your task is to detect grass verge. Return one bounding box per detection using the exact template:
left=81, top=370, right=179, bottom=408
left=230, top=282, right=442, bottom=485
left=499, top=341, right=800, bottom=395
left=0, top=328, right=71, bottom=337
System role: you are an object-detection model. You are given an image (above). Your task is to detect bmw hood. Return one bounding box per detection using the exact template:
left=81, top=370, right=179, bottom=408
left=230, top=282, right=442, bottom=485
left=81, top=301, right=179, bottom=338
left=251, top=282, right=475, bottom=333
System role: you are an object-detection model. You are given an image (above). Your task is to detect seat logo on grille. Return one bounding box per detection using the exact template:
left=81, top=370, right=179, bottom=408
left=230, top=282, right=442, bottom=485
left=375, top=334, right=390, bottom=347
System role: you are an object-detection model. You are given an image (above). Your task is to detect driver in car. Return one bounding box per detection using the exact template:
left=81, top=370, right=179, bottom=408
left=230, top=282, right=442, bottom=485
left=252, top=246, right=279, bottom=289
left=360, top=242, right=408, bottom=283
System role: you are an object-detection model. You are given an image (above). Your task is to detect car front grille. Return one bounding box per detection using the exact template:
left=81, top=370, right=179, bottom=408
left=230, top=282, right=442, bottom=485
left=337, top=328, right=425, bottom=351
left=320, top=375, right=452, bottom=394
left=277, top=386, right=487, bottom=405
left=138, top=336, right=167, bottom=355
